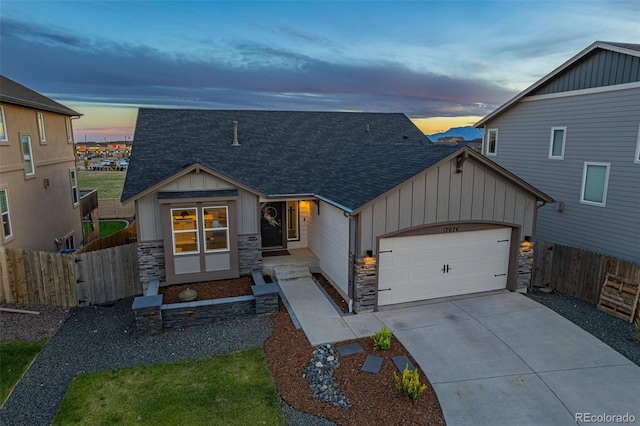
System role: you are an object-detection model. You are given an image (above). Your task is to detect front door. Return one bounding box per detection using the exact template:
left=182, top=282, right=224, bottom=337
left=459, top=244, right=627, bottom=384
left=261, top=202, right=285, bottom=248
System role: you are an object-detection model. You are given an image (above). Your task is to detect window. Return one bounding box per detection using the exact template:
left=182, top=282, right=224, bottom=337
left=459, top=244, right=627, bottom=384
left=21, top=135, right=35, bottom=176
left=69, top=169, right=79, bottom=206
left=0, top=106, right=7, bottom=142
left=0, top=189, right=12, bottom=240
left=171, top=208, right=199, bottom=255
left=37, top=112, right=46, bottom=143
left=66, top=117, right=73, bottom=143
left=549, top=127, right=566, bottom=159
left=580, top=162, right=610, bottom=206
left=486, top=129, right=498, bottom=156
left=286, top=200, right=299, bottom=241
left=635, top=124, right=640, bottom=164
left=64, top=234, right=75, bottom=250
left=203, top=206, right=229, bottom=252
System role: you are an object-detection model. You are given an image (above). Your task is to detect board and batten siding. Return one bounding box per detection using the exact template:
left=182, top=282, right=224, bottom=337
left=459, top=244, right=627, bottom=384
left=136, top=171, right=259, bottom=242
left=358, top=156, right=536, bottom=255
left=308, top=200, right=350, bottom=296
left=482, top=87, right=640, bottom=263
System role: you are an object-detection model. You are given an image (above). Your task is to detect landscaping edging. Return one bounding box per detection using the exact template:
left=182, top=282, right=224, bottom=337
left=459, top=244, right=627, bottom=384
left=132, top=273, right=279, bottom=334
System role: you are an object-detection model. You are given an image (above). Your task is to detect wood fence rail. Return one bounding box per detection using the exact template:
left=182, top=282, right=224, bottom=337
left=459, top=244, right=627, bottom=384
left=532, top=241, right=640, bottom=306
left=0, top=244, right=142, bottom=308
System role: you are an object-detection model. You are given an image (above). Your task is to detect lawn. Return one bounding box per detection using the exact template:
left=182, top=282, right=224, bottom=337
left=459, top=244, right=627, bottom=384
left=77, top=171, right=126, bottom=199
left=52, top=348, right=285, bottom=425
left=0, top=339, right=47, bottom=404
left=99, top=220, right=127, bottom=238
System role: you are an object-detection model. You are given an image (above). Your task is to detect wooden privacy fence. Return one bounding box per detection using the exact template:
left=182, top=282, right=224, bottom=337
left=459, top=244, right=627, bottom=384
left=0, top=244, right=142, bottom=308
left=78, top=221, right=137, bottom=254
left=532, top=241, right=640, bottom=306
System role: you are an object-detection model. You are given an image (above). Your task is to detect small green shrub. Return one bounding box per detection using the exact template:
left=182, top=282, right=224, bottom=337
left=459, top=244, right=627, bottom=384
left=372, top=326, right=392, bottom=350
left=394, top=365, right=427, bottom=401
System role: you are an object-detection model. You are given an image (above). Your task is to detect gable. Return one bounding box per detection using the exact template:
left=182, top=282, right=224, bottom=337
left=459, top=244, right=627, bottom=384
left=532, top=48, right=640, bottom=96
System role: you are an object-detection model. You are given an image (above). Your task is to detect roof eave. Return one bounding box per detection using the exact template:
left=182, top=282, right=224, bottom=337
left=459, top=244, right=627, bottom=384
left=0, top=95, right=82, bottom=117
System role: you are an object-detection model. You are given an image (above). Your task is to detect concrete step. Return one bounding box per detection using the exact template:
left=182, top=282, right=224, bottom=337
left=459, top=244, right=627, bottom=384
left=274, top=265, right=312, bottom=282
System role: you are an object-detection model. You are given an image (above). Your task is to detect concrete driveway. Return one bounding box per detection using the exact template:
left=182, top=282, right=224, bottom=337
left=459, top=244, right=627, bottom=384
left=365, top=292, right=640, bottom=425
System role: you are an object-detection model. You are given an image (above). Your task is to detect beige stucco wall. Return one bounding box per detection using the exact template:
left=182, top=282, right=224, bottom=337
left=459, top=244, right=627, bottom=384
left=0, top=103, right=82, bottom=251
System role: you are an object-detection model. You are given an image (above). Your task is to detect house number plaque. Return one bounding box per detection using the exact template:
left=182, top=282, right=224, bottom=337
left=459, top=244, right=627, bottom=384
left=443, top=226, right=459, bottom=233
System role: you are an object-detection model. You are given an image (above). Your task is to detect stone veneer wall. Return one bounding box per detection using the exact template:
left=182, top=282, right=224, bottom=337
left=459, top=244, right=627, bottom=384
left=238, top=234, right=262, bottom=274
left=353, top=256, right=377, bottom=313
left=518, top=242, right=534, bottom=290
left=137, top=241, right=165, bottom=291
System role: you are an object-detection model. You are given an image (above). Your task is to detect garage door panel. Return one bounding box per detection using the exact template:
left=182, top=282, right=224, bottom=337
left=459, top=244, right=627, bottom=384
left=378, top=228, right=511, bottom=306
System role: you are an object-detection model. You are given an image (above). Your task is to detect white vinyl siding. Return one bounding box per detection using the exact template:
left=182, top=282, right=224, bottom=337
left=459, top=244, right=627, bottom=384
left=580, top=162, right=610, bottom=206
left=486, top=129, right=498, bottom=156
left=37, top=112, right=46, bottom=143
left=308, top=201, right=349, bottom=295
left=21, top=135, right=35, bottom=176
left=0, top=106, right=7, bottom=141
left=549, top=127, right=566, bottom=159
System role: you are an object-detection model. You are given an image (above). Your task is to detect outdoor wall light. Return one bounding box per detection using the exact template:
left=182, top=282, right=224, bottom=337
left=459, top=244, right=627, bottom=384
left=366, top=250, right=373, bottom=258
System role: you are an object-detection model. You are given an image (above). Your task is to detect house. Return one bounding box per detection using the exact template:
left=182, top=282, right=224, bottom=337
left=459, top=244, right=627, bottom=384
left=475, top=41, right=640, bottom=264
left=122, top=109, right=552, bottom=312
left=0, top=75, right=83, bottom=251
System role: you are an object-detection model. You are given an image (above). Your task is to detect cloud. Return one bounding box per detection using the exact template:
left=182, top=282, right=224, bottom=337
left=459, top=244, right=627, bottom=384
left=1, top=18, right=516, bottom=119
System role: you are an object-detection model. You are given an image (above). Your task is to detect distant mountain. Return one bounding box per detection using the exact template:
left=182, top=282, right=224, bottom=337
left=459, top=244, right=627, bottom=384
left=428, top=126, right=483, bottom=142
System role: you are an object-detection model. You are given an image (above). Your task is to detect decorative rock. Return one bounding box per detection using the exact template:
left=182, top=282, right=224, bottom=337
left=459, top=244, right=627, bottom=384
left=303, top=343, right=350, bottom=409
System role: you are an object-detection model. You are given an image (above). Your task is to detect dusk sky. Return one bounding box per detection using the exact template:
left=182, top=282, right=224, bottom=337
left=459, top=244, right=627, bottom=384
left=1, top=1, right=638, bottom=142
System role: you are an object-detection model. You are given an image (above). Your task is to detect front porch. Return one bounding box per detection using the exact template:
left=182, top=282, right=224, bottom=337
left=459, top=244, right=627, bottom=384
left=262, top=248, right=320, bottom=278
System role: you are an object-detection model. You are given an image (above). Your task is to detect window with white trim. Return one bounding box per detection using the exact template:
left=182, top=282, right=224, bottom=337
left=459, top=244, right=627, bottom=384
left=0, top=106, right=7, bottom=142
left=0, top=189, right=12, bottom=240
left=171, top=208, right=200, bottom=255
left=580, top=162, right=610, bottom=206
left=70, top=169, right=79, bottom=206
left=635, top=124, right=640, bottom=164
left=37, top=112, right=46, bottom=143
left=21, top=135, right=35, bottom=176
left=486, top=129, right=498, bottom=156
left=66, top=117, right=73, bottom=143
left=64, top=234, right=75, bottom=250
left=203, top=206, right=229, bottom=252
left=549, top=127, right=566, bottom=159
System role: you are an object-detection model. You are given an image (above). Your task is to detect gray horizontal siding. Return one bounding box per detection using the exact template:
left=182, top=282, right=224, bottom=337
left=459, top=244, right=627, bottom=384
left=483, top=87, right=640, bottom=263
left=534, top=49, right=640, bottom=95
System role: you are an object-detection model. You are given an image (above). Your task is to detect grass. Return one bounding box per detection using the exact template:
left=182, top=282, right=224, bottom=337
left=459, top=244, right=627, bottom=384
left=1, top=339, right=47, bottom=404
left=99, top=220, right=127, bottom=238
left=77, top=171, right=126, bottom=199
left=52, top=347, right=285, bottom=425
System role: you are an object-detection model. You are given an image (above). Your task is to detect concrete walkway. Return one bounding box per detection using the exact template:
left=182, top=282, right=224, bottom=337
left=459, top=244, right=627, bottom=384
left=278, top=274, right=640, bottom=425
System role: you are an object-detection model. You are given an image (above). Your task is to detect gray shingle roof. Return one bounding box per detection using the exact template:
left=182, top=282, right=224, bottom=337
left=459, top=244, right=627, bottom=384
left=0, top=75, right=81, bottom=116
left=122, top=109, right=460, bottom=211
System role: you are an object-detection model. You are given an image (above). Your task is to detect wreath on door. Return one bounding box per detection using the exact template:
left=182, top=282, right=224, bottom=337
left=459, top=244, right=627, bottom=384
left=262, top=205, right=280, bottom=227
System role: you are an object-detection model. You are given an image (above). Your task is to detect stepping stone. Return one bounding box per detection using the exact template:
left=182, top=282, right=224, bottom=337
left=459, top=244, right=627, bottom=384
left=336, top=342, right=364, bottom=356
left=391, top=356, right=415, bottom=372
left=361, top=355, right=383, bottom=374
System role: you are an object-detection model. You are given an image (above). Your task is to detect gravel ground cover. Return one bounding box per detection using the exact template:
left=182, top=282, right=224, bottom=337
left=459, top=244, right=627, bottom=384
left=0, top=298, right=274, bottom=426
left=526, top=288, right=640, bottom=366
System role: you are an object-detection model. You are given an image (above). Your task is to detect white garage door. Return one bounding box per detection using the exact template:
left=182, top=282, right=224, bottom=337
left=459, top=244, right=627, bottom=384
left=377, top=228, right=511, bottom=306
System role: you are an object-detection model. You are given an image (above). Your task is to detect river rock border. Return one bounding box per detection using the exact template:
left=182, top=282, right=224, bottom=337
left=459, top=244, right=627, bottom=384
left=302, top=344, right=350, bottom=409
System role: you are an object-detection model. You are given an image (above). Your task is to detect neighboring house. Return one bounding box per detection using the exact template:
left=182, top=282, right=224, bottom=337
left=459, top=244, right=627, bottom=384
left=475, top=41, right=640, bottom=264
left=122, top=109, right=551, bottom=312
left=0, top=75, right=83, bottom=251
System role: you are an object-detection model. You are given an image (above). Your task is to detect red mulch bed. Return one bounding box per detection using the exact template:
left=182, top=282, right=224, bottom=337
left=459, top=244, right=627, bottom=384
left=159, top=275, right=254, bottom=303
left=158, top=274, right=445, bottom=424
